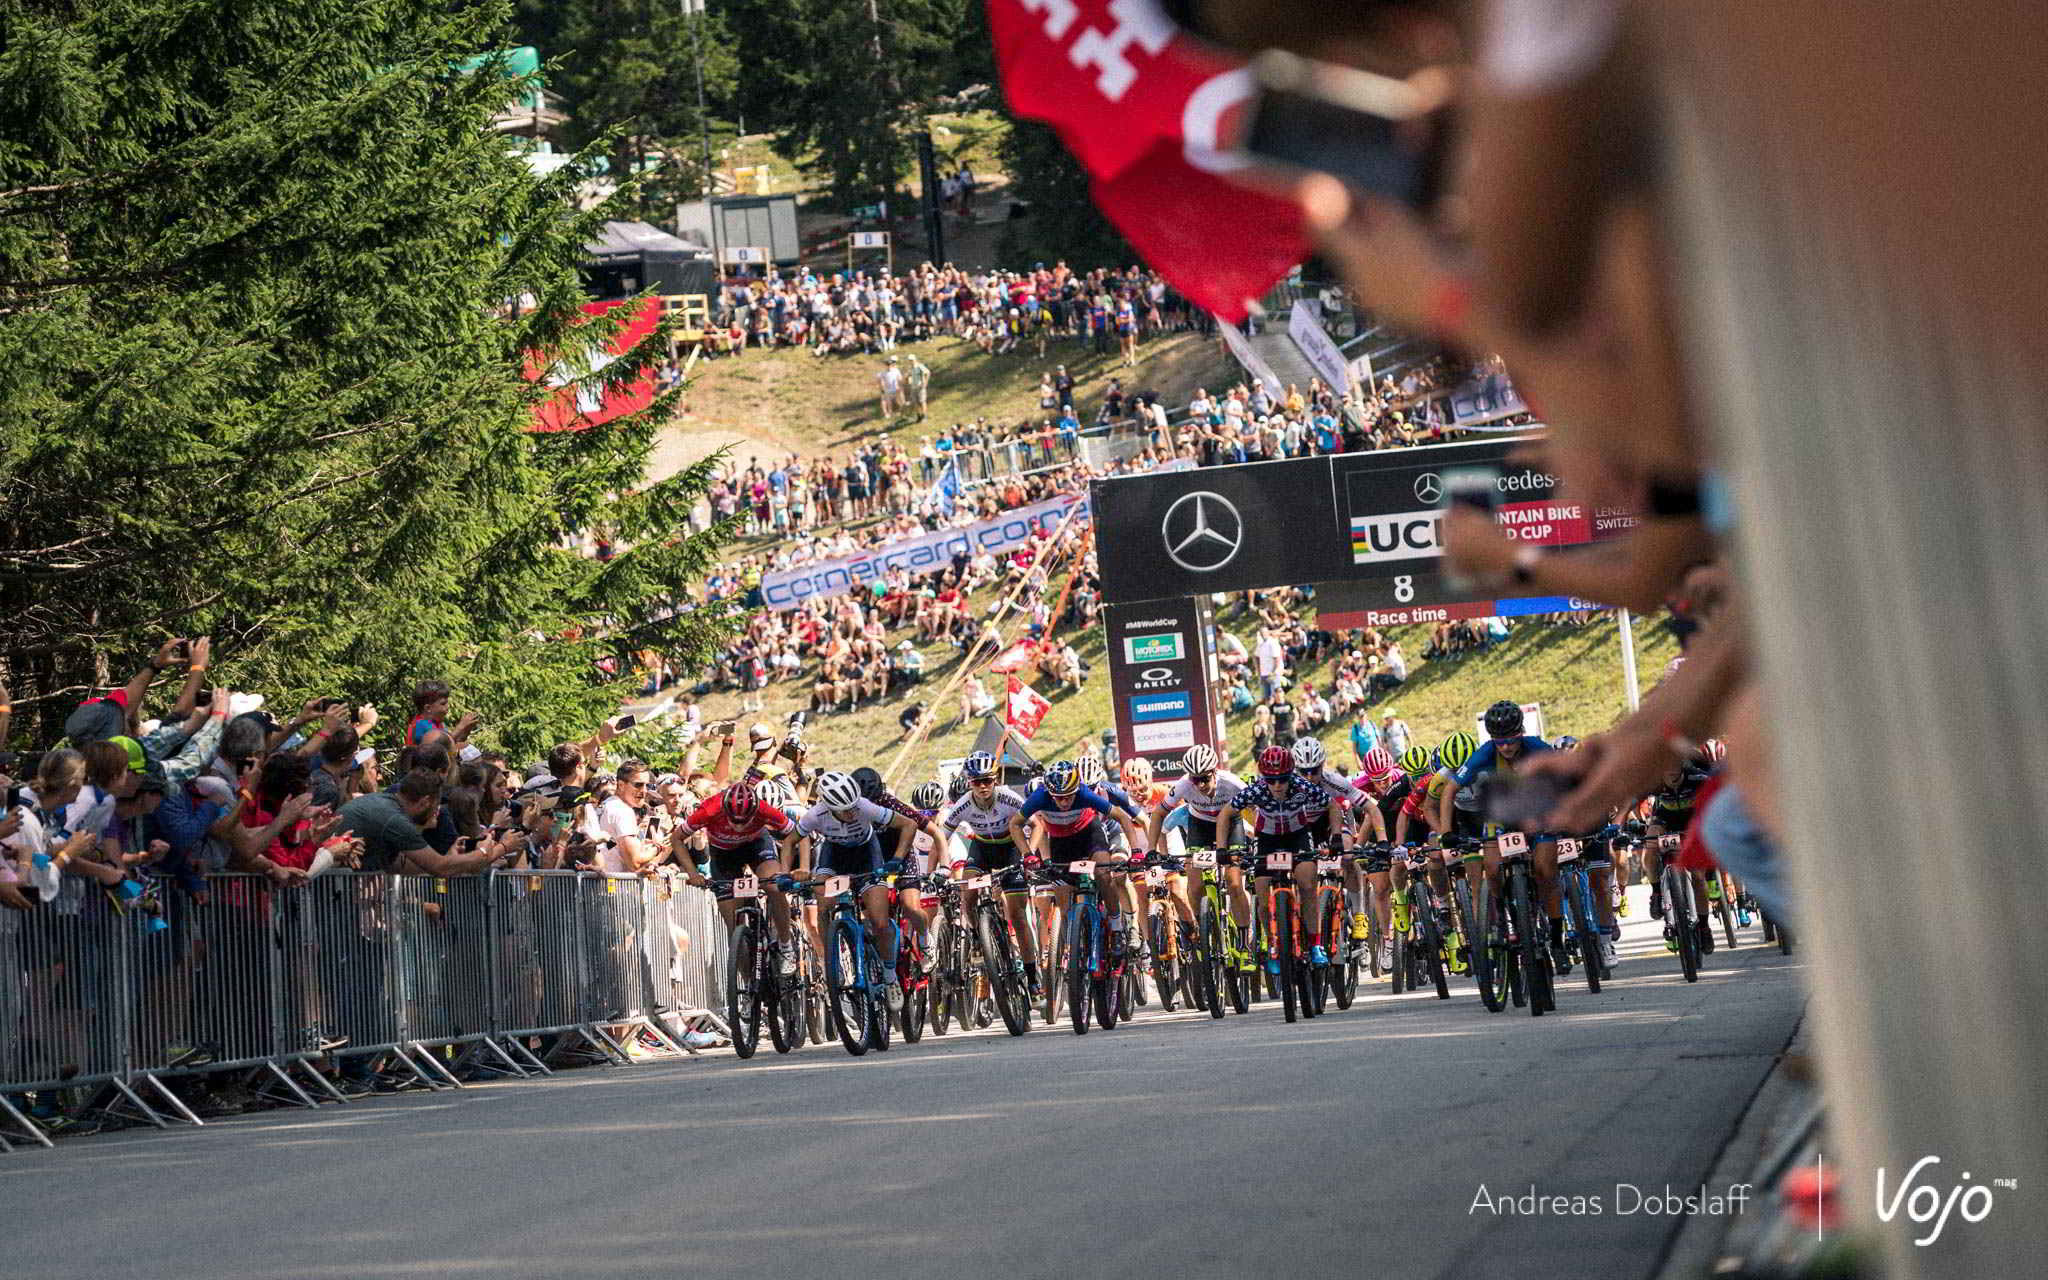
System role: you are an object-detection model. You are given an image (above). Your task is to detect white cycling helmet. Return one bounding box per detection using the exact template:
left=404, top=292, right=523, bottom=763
left=911, top=780, right=945, bottom=810
left=816, top=771, right=861, bottom=810
left=1290, top=737, right=1326, bottom=771
left=1181, top=744, right=1219, bottom=775
left=1077, top=756, right=1107, bottom=787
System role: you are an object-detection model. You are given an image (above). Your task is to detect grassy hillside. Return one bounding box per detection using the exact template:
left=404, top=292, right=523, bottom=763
left=647, top=328, right=1231, bottom=481
left=683, top=603, right=1680, bottom=787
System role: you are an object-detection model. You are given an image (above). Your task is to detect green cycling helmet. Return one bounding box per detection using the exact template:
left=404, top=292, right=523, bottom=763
left=1438, top=730, right=1479, bottom=771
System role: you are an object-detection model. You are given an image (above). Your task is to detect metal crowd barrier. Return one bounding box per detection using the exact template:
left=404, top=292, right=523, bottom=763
left=0, top=869, right=726, bottom=1149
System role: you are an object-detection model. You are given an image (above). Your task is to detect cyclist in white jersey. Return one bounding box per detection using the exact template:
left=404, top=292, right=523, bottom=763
left=1145, top=744, right=1253, bottom=942
left=793, top=771, right=918, bottom=999
left=937, top=751, right=1040, bottom=987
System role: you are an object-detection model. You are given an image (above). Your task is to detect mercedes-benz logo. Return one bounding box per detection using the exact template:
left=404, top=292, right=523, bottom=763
left=1414, top=472, right=1443, bottom=505
left=1162, top=491, right=1244, bottom=573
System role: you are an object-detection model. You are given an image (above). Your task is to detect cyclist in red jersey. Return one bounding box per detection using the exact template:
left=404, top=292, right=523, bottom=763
left=681, top=781, right=800, bottom=969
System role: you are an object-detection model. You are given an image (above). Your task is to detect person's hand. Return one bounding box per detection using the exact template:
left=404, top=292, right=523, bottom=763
left=354, top=704, right=379, bottom=732
left=268, top=864, right=309, bottom=886
left=0, top=811, right=20, bottom=841
left=208, top=685, right=230, bottom=716
left=307, top=807, right=340, bottom=843
left=279, top=793, right=312, bottom=824
left=187, top=636, right=211, bottom=672
left=300, top=697, right=325, bottom=721
left=152, top=638, right=187, bottom=669
left=0, top=881, right=35, bottom=911
left=1443, top=505, right=1519, bottom=585
left=455, top=710, right=481, bottom=733
left=1527, top=724, right=1672, bottom=834
left=320, top=703, right=349, bottom=733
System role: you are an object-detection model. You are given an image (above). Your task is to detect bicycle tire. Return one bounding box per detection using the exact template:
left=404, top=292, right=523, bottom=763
left=767, top=934, right=803, bottom=1056
left=1774, top=915, right=1794, bottom=955
left=827, top=919, right=870, bottom=1057
left=866, top=938, right=892, bottom=1051
left=1276, top=893, right=1300, bottom=1023
left=1510, top=867, right=1551, bottom=1016
left=1665, top=867, right=1701, bottom=983
left=1067, top=905, right=1092, bottom=1035
left=1421, top=902, right=1451, bottom=1000
left=1717, top=889, right=1739, bottom=952
left=1564, top=872, right=1603, bottom=995
left=1151, top=913, right=1180, bottom=1012
left=804, top=940, right=826, bottom=1047
left=977, top=904, right=1030, bottom=1037
left=928, top=919, right=954, bottom=1036
left=1197, top=899, right=1227, bottom=1019
left=1327, top=892, right=1358, bottom=1010
left=1465, top=877, right=1505, bottom=1013
left=728, top=920, right=763, bottom=1059
left=1094, top=968, right=1119, bottom=1030
left=900, top=947, right=926, bottom=1045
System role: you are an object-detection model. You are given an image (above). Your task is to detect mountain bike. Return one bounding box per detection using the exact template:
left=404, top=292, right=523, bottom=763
left=1497, top=832, right=1555, bottom=1016
left=1141, top=855, right=1185, bottom=1014
left=928, top=877, right=971, bottom=1036
left=1389, top=845, right=1452, bottom=1001
left=1554, top=838, right=1607, bottom=995
left=1706, top=868, right=1740, bottom=952
left=1656, top=834, right=1702, bottom=983
left=1312, top=850, right=1357, bottom=1012
left=889, top=874, right=933, bottom=1044
left=716, top=873, right=803, bottom=1060
left=816, top=870, right=892, bottom=1055
left=1258, top=850, right=1318, bottom=1024
left=958, top=867, right=1032, bottom=1036
left=1059, top=859, right=1126, bottom=1034
left=1188, top=848, right=1252, bottom=1016
left=1446, top=838, right=1506, bottom=1013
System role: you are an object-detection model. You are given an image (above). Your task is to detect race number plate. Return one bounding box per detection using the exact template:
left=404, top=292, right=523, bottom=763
left=824, top=875, right=851, bottom=898
left=965, top=875, right=992, bottom=891
left=1498, top=832, right=1529, bottom=855
left=1067, top=860, right=1095, bottom=876
left=1555, top=839, right=1581, bottom=862
left=1661, top=834, right=1683, bottom=852
left=732, top=875, right=760, bottom=899
left=1191, top=850, right=1217, bottom=868
left=1317, top=859, right=1341, bottom=875
left=1146, top=867, right=1165, bottom=886
left=1265, top=852, right=1293, bottom=872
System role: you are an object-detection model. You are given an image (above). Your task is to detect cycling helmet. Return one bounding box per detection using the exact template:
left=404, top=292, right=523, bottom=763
left=722, top=781, right=760, bottom=822
left=1557, top=735, right=1582, bottom=751
left=1181, top=744, right=1219, bottom=775
left=1483, top=700, right=1525, bottom=739
left=851, top=766, right=886, bottom=801
left=1045, top=761, right=1080, bottom=795
left=1121, top=757, right=1153, bottom=788
left=911, top=780, right=945, bottom=810
left=756, top=778, right=793, bottom=810
left=948, top=773, right=972, bottom=801
left=1077, top=756, right=1107, bottom=788
left=1398, top=745, right=1432, bottom=777
left=816, top=771, right=861, bottom=810
left=962, top=750, right=998, bottom=781
left=1293, top=738, right=1329, bottom=771
left=1359, top=745, right=1394, bottom=778
left=1439, top=731, right=1479, bottom=771
left=1257, top=745, right=1291, bottom=779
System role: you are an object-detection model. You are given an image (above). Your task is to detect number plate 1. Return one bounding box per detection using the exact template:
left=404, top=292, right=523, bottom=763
left=824, top=875, right=851, bottom=897
left=732, top=875, right=760, bottom=899
left=1067, top=860, right=1095, bottom=876
left=1555, top=839, right=1580, bottom=862
left=1498, top=832, right=1529, bottom=855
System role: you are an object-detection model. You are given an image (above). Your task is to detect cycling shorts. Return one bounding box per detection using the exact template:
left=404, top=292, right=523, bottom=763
left=1561, top=832, right=1615, bottom=870
left=815, top=835, right=883, bottom=877
left=1450, top=808, right=1486, bottom=841
left=964, top=836, right=1029, bottom=892
left=1649, top=808, right=1696, bottom=839
left=1251, top=827, right=1313, bottom=875
left=706, top=834, right=779, bottom=898
left=1043, top=825, right=1112, bottom=883
left=1180, top=813, right=1220, bottom=849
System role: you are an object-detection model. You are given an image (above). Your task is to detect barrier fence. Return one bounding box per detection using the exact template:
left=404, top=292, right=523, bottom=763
left=0, top=870, right=727, bottom=1149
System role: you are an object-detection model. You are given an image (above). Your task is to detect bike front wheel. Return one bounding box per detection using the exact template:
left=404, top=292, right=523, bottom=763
left=727, top=920, right=764, bottom=1059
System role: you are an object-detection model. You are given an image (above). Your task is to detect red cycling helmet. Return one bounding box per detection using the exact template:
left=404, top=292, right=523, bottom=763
left=1257, top=746, right=1292, bottom=779
left=722, top=781, right=760, bottom=823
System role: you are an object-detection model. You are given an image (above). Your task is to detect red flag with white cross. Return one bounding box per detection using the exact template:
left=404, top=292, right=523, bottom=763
left=1004, top=675, right=1054, bottom=740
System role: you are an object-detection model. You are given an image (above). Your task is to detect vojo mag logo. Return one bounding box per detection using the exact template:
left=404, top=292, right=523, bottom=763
left=1161, top=491, right=1243, bottom=572
left=1124, top=633, right=1184, bottom=664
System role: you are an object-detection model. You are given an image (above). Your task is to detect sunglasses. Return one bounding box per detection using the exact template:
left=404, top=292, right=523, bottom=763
left=969, top=777, right=995, bottom=786
left=1191, top=772, right=1214, bottom=784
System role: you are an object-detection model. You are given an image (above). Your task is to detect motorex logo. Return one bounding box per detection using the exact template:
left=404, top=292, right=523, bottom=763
left=1124, top=632, right=1184, bottom=664
left=1130, top=692, right=1192, bottom=723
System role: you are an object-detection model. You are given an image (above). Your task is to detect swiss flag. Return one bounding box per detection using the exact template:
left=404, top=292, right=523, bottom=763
left=986, top=0, right=1308, bottom=320
left=1004, top=675, right=1054, bottom=741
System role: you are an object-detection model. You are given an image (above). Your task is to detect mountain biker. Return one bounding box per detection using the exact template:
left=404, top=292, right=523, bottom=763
left=1293, top=737, right=1386, bottom=966
left=792, top=770, right=920, bottom=1008
left=1236, top=745, right=1334, bottom=970
left=1012, top=759, right=1147, bottom=958
left=1452, top=701, right=1569, bottom=972
left=1145, top=744, right=1250, bottom=967
left=938, top=751, right=1039, bottom=993
left=679, top=780, right=801, bottom=971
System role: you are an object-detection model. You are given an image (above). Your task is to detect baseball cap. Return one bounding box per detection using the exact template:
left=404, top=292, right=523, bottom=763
left=108, top=735, right=147, bottom=774
left=747, top=723, right=776, bottom=744
left=63, top=693, right=129, bottom=747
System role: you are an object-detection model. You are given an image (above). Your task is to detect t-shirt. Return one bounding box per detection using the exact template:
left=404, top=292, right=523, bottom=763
left=1018, top=784, right=1110, bottom=837
left=798, top=798, right=896, bottom=846
left=337, top=792, right=428, bottom=873
left=941, top=787, right=1026, bottom=841
left=592, top=796, right=644, bottom=873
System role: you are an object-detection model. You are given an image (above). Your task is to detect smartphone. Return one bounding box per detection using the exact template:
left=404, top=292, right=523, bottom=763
left=1237, top=50, right=1444, bottom=211
left=612, top=713, right=637, bottom=733
left=1482, top=773, right=1570, bottom=830
left=194, top=688, right=214, bottom=708
left=1442, top=463, right=1505, bottom=514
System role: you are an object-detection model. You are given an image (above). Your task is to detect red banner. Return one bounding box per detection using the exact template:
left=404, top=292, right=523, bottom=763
left=530, top=298, right=659, bottom=433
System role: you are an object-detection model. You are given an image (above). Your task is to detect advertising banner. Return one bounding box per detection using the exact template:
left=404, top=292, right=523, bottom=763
left=761, top=490, right=1087, bottom=610
left=1105, top=598, right=1216, bottom=779
left=1289, top=299, right=1352, bottom=395
left=1446, top=371, right=1529, bottom=428
left=1217, top=318, right=1285, bottom=399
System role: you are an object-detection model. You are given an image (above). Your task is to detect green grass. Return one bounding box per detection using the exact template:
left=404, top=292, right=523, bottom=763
left=683, top=597, right=1679, bottom=787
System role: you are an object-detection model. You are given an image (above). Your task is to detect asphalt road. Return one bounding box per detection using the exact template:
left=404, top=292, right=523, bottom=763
left=2, top=887, right=1803, bottom=1280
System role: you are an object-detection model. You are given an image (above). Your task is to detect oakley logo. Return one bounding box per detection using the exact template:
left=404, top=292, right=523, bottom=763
left=1162, top=491, right=1243, bottom=572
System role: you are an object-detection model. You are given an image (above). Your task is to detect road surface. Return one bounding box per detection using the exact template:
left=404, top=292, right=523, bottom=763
left=1, top=887, right=1802, bottom=1280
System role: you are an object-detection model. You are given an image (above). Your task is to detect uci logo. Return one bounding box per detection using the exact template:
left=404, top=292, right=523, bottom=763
left=1876, top=1157, right=2001, bottom=1246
